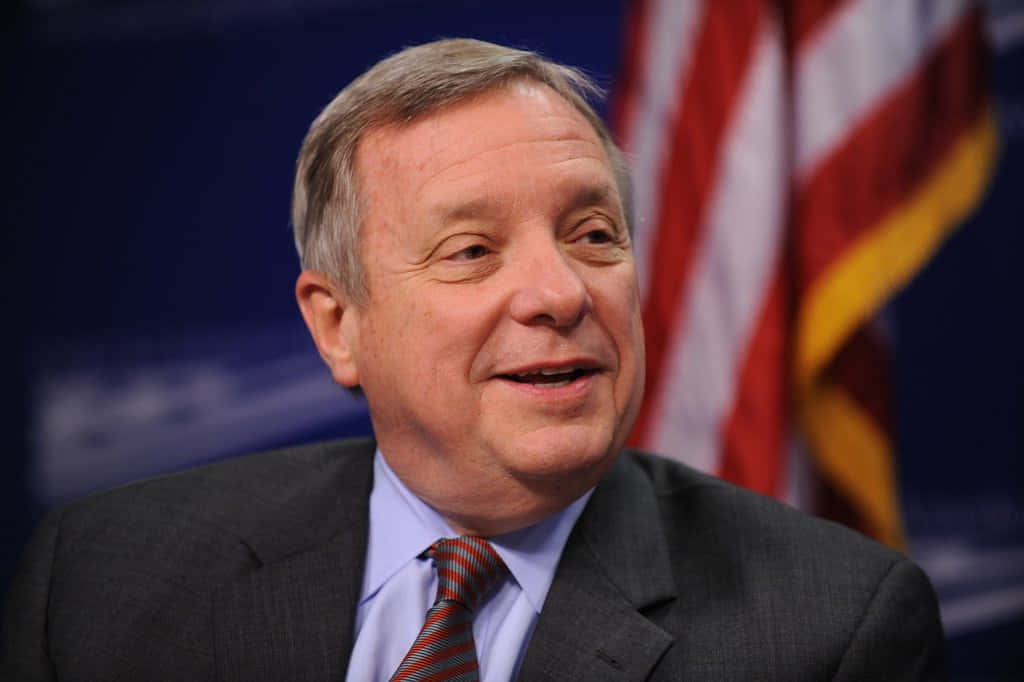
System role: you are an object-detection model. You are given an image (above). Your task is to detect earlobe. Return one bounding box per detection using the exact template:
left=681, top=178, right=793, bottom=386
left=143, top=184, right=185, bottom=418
left=295, top=271, right=361, bottom=387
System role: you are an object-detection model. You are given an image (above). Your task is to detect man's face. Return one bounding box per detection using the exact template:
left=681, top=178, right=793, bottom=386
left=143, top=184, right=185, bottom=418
left=346, top=82, right=644, bottom=534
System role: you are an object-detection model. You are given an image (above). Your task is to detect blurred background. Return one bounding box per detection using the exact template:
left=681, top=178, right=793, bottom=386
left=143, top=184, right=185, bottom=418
left=2, top=0, right=1021, bottom=678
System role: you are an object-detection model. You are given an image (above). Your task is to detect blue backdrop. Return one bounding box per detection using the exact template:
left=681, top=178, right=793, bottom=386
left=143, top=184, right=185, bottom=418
left=4, top=1, right=1022, bottom=677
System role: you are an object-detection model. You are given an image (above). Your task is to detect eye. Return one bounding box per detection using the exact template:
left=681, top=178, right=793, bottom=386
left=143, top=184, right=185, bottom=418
left=573, top=215, right=621, bottom=246
left=448, top=243, right=491, bottom=261
left=578, top=228, right=615, bottom=245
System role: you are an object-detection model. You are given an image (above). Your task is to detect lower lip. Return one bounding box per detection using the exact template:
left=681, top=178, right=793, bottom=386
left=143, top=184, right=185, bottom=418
left=495, top=372, right=598, bottom=402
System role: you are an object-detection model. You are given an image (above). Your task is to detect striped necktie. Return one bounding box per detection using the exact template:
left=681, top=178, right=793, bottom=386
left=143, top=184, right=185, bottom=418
left=390, top=536, right=508, bottom=681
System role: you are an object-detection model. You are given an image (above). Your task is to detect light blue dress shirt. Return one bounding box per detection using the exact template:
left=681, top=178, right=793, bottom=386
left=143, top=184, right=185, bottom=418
left=345, top=450, right=592, bottom=681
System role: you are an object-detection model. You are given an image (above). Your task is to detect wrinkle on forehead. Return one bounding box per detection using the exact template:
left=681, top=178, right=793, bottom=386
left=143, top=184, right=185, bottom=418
left=354, top=82, right=620, bottom=275
left=429, top=176, right=622, bottom=231
left=426, top=136, right=602, bottom=181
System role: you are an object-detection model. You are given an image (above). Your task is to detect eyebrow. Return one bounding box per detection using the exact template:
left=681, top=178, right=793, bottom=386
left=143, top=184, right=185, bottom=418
left=559, top=183, right=620, bottom=217
left=432, top=181, right=622, bottom=226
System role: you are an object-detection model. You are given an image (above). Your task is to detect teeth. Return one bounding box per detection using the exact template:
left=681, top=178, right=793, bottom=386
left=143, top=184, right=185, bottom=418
left=516, top=367, right=577, bottom=377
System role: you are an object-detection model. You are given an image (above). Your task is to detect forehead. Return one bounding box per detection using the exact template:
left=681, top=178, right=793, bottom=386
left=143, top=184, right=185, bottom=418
left=354, top=83, right=615, bottom=223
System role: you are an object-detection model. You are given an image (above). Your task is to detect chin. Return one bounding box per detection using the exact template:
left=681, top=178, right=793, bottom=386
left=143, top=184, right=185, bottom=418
left=502, top=426, right=620, bottom=484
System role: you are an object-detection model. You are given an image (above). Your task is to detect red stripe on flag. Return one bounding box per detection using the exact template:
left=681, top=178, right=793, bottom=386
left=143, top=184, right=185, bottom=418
left=630, top=0, right=765, bottom=445
left=786, top=0, right=853, bottom=53
left=811, top=324, right=894, bottom=536
left=718, top=270, right=789, bottom=496
left=794, top=8, right=988, bottom=295
left=816, top=471, right=873, bottom=539
left=828, top=326, right=893, bottom=438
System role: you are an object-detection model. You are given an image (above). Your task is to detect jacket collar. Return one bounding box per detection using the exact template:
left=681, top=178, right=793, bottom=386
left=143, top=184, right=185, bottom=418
left=517, top=451, right=678, bottom=681
left=208, top=441, right=678, bottom=681
left=212, top=437, right=375, bottom=682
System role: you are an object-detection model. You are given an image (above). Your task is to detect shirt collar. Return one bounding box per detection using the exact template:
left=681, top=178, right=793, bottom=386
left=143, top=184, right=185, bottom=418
left=360, top=448, right=592, bottom=614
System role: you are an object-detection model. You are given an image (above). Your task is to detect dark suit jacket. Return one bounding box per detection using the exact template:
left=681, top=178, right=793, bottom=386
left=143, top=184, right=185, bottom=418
left=2, top=437, right=945, bottom=681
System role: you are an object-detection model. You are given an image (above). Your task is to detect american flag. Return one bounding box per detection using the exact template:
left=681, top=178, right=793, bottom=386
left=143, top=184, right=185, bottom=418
left=614, top=0, right=997, bottom=549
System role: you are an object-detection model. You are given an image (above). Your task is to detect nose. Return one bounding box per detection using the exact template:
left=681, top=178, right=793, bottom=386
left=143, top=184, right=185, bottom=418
left=507, top=239, right=592, bottom=328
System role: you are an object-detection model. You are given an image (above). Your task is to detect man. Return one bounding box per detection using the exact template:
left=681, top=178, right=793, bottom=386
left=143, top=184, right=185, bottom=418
left=3, top=39, right=944, bottom=681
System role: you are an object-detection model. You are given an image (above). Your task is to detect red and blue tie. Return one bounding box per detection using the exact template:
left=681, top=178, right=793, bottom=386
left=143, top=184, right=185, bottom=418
left=390, top=536, right=508, bottom=681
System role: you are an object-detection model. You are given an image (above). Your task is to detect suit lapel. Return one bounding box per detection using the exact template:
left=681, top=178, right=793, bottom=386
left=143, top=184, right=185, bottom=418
left=518, top=453, right=677, bottom=681
left=212, top=439, right=375, bottom=682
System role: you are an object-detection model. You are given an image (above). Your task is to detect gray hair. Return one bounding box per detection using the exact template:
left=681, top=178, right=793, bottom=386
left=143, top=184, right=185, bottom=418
left=291, top=37, right=633, bottom=302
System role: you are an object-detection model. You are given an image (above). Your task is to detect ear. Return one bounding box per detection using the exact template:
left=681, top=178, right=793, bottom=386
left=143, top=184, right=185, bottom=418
left=295, top=271, right=361, bottom=388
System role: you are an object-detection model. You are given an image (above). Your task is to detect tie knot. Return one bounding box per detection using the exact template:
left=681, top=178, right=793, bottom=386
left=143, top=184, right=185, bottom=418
left=428, top=536, right=508, bottom=612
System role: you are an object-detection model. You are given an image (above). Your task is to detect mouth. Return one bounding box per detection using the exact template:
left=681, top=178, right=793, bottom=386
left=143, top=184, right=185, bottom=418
left=498, top=365, right=598, bottom=388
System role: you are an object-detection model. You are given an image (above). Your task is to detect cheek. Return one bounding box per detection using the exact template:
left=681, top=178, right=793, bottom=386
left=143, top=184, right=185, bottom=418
left=597, top=273, right=643, bottom=342
left=599, top=276, right=645, bottom=389
left=431, top=285, right=501, bottom=346
left=400, top=292, right=493, bottom=381
left=359, top=292, right=425, bottom=383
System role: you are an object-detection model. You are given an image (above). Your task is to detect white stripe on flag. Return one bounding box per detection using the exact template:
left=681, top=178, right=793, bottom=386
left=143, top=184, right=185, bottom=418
left=623, top=0, right=705, bottom=300
left=794, top=0, right=969, bottom=182
left=649, top=19, right=786, bottom=474
left=783, top=433, right=816, bottom=510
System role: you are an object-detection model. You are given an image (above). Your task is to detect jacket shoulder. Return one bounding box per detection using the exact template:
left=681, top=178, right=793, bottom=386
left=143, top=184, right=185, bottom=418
left=614, top=450, right=944, bottom=679
left=2, top=437, right=375, bottom=680
left=621, top=448, right=901, bottom=563
left=59, top=436, right=375, bottom=542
